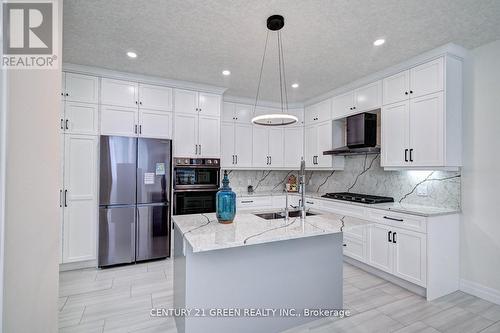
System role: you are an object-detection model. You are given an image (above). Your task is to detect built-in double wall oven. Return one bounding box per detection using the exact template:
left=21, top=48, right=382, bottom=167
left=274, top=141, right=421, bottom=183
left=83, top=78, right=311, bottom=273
left=173, top=158, right=220, bottom=215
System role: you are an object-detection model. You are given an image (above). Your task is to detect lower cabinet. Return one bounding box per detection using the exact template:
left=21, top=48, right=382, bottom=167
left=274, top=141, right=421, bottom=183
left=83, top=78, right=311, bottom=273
left=367, top=223, right=427, bottom=287
left=60, top=134, right=98, bottom=263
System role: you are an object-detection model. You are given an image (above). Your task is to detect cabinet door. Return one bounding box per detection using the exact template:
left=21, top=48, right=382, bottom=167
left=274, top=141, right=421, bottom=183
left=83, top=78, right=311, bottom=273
left=252, top=126, right=269, bottom=167
left=392, top=228, right=427, bottom=287
left=409, top=92, right=444, bottom=166
left=316, top=121, right=333, bottom=167
left=100, top=105, right=138, bottom=137
left=367, top=224, right=393, bottom=273
left=65, top=102, right=98, bottom=135
left=304, top=125, right=317, bottom=167
left=355, top=81, right=381, bottom=112
left=304, top=104, right=317, bottom=125
left=101, top=78, right=138, bottom=107
left=60, top=100, right=65, bottom=134
left=221, top=122, right=235, bottom=167
left=383, top=70, right=409, bottom=105
left=138, top=84, right=172, bottom=111
left=410, top=58, right=444, bottom=98
left=139, top=110, right=172, bottom=139
left=198, top=116, right=220, bottom=158
left=198, top=92, right=221, bottom=117
left=63, top=135, right=98, bottom=263
left=59, top=134, right=65, bottom=264
left=234, top=124, right=253, bottom=167
left=268, top=128, right=284, bottom=167
left=315, top=99, right=332, bottom=122
left=174, top=113, right=198, bottom=157
left=288, top=107, right=304, bottom=125
left=234, top=103, right=254, bottom=124
left=64, top=73, right=99, bottom=104
left=222, top=102, right=235, bottom=122
left=284, top=127, right=303, bottom=168
left=174, top=89, right=198, bottom=114
left=332, top=91, right=355, bottom=119
left=381, top=101, right=409, bottom=167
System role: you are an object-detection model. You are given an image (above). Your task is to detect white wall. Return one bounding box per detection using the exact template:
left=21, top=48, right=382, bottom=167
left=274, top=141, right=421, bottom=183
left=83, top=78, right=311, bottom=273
left=461, top=39, right=500, bottom=303
left=2, top=2, right=62, bottom=332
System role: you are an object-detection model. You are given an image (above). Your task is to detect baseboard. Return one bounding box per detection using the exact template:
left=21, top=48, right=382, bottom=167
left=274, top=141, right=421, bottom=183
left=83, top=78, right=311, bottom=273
left=460, top=278, right=500, bottom=305
left=59, top=259, right=97, bottom=271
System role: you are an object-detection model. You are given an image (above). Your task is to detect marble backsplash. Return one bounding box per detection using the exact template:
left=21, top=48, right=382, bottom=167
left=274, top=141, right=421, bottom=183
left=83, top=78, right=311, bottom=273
left=224, top=154, right=461, bottom=209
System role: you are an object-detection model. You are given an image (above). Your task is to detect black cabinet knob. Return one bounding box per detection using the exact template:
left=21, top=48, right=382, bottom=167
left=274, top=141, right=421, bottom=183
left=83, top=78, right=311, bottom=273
left=405, top=91, right=409, bottom=95
left=410, top=90, right=413, bottom=94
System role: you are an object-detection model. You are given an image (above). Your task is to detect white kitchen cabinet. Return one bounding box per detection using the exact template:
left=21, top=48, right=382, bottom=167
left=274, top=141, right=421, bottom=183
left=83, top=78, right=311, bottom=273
left=383, top=70, right=410, bottom=105
left=409, top=92, right=444, bottom=166
left=63, top=73, right=99, bottom=104
left=199, top=92, right=221, bottom=117
left=62, top=134, right=98, bottom=263
left=284, top=127, right=304, bottom=168
left=332, top=81, right=382, bottom=119
left=139, top=109, right=172, bottom=139
left=268, top=128, right=284, bottom=167
left=410, top=58, right=444, bottom=99
left=383, top=57, right=444, bottom=106
left=138, top=84, right=173, bottom=111
left=392, top=228, right=427, bottom=287
left=101, top=78, right=138, bottom=107
left=222, top=121, right=252, bottom=168
left=61, top=102, right=98, bottom=135
left=174, top=89, right=198, bottom=114
left=100, top=105, right=139, bottom=137
left=305, top=99, right=331, bottom=125
left=174, top=113, right=198, bottom=156
left=251, top=127, right=283, bottom=168
left=367, top=223, right=394, bottom=273
left=381, top=101, right=409, bottom=166
left=305, top=121, right=344, bottom=169
left=198, top=116, right=220, bottom=158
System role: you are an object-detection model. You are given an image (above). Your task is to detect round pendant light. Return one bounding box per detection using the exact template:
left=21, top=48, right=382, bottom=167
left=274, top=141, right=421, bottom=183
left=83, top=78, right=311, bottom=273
left=251, top=15, right=298, bottom=126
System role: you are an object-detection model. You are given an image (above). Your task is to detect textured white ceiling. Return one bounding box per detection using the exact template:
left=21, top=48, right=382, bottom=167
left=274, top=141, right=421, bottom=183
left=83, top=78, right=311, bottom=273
left=63, top=0, right=500, bottom=102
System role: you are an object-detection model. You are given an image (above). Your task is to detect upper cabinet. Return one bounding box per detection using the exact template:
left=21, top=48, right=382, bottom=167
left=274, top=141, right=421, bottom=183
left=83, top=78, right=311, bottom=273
left=138, top=84, right=173, bottom=111
left=332, top=81, right=382, bottom=119
left=381, top=56, right=462, bottom=168
left=174, top=89, right=221, bottom=158
left=305, top=99, right=331, bottom=125
left=305, top=121, right=344, bottom=170
left=101, top=78, right=138, bottom=107
left=62, top=73, right=99, bottom=104
left=383, top=58, right=444, bottom=105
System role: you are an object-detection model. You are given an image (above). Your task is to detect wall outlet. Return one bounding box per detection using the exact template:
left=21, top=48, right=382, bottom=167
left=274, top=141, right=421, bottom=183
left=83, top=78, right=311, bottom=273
left=417, top=183, right=428, bottom=197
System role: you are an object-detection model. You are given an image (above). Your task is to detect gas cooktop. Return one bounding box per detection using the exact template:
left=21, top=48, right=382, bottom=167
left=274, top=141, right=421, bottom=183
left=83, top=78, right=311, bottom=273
left=321, top=192, right=394, bottom=204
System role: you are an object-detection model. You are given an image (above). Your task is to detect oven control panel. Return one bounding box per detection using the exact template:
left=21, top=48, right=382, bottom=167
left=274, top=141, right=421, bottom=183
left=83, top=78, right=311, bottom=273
left=174, top=158, right=220, bottom=167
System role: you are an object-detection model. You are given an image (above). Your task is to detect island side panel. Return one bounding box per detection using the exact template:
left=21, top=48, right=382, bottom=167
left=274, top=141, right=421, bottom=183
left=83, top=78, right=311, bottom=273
left=173, top=226, right=187, bottom=333
left=183, top=233, right=343, bottom=333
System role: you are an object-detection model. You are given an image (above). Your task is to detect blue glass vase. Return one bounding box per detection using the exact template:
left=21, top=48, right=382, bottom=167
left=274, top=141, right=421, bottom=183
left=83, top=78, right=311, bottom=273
left=216, top=171, right=236, bottom=224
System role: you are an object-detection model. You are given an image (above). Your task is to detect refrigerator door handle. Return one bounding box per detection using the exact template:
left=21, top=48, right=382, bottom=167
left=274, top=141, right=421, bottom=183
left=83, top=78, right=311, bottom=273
left=64, top=189, right=68, bottom=207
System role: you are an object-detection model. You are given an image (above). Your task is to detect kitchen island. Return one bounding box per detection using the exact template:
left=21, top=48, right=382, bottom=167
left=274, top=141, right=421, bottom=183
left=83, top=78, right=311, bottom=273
left=172, top=211, right=352, bottom=333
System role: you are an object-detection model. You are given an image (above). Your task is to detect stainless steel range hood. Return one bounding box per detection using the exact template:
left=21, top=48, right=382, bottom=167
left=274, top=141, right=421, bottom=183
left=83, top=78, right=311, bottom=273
left=323, top=146, right=381, bottom=156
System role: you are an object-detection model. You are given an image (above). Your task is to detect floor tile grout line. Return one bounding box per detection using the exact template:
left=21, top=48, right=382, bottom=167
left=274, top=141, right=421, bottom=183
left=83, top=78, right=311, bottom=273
left=78, top=305, right=86, bottom=325
left=59, top=296, right=69, bottom=312
left=478, top=319, right=500, bottom=333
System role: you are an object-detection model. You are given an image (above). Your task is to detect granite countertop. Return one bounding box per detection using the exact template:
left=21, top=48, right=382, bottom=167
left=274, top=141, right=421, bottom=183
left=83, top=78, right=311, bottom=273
left=236, top=191, right=460, bottom=217
left=173, top=212, right=349, bottom=253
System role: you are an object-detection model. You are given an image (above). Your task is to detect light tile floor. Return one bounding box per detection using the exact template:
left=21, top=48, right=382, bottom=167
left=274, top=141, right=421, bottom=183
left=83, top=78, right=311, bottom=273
left=59, top=260, right=500, bottom=333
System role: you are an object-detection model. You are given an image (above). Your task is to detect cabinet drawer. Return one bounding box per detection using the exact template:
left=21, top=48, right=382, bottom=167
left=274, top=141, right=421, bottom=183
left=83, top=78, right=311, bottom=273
left=343, top=235, right=365, bottom=263
left=367, top=209, right=427, bottom=233
left=320, top=201, right=365, bottom=219
left=237, top=197, right=273, bottom=209
left=343, top=218, right=366, bottom=240
left=304, top=198, right=323, bottom=208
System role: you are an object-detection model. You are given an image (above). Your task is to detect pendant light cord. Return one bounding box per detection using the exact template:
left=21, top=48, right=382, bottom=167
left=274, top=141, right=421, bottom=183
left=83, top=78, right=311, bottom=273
left=278, top=31, right=284, bottom=115
left=279, top=30, right=289, bottom=115
left=253, top=30, right=270, bottom=115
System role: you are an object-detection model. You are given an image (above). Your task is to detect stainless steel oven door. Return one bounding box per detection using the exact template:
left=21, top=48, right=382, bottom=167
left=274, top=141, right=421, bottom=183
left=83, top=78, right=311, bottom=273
left=174, top=167, right=219, bottom=190
left=173, top=190, right=217, bottom=215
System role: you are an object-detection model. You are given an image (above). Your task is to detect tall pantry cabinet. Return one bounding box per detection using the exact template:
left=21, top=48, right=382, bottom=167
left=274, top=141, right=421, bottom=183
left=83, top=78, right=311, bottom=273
left=59, top=72, right=99, bottom=264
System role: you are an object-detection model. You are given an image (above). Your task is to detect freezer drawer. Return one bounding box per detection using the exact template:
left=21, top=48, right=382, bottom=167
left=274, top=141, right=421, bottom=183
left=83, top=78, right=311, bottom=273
left=136, top=203, right=170, bottom=261
left=99, top=206, right=136, bottom=267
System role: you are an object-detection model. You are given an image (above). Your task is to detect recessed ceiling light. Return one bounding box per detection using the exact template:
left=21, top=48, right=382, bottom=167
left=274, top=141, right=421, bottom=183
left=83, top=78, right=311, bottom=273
left=127, top=51, right=137, bottom=58
left=222, top=70, right=231, bottom=76
left=373, top=39, right=385, bottom=46
left=291, top=83, right=299, bottom=88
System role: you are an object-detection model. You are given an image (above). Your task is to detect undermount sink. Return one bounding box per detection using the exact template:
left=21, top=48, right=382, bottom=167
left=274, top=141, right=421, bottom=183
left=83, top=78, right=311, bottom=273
left=254, top=211, right=317, bottom=220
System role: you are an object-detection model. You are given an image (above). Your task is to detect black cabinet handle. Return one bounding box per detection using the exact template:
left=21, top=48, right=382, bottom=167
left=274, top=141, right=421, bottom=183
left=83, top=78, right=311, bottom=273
left=392, top=232, right=397, bottom=243
left=60, top=119, right=64, bottom=130
left=269, top=156, right=271, bottom=165
left=235, top=155, right=238, bottom=164
left=306, top=201, right=314, bottom=204
left=232, top=155, right=235, bottom=164
left=343, top=244, right=347, bottom=247
left=388, top=231, right=392, bottom=242
left=64, top=190, right=68, bottom=207
left=405, top=149, right=408, bottom=162
left=383, top=216, right=404, bottom=222
left=409, top=149, right=413, bottom=162
left=134, top=124, right=138, bottom=134
left=59, top=190, right=62, bottom=207
left=241, top=200, right=253, bottom=203
left=139, top=125, right=142, bottom=134
left=65, top=119, right=69, bottom=130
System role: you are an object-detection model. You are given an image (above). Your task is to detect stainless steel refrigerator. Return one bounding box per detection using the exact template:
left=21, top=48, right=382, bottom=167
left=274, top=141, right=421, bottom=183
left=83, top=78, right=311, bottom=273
left=98, top=136, right=172, bottom=267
